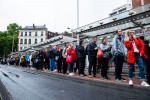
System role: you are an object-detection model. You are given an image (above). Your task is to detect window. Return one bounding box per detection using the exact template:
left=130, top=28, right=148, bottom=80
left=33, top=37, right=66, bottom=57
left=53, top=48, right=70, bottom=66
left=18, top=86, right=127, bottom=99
left=29, top=32, right=31, bottom=36
left=28, top=39, right=31, bottom=44
left=35, top=39, right=37, bottom=44
left=20, top=39, right=23, bottom=44
left=41, top=31, right=43, bottom=36
left=21, top=32, right=23, bottom=36
left=41, top=38, right=43, bottom=42
left=24, top=46, right=26, bottom=49
left=24, top=39, right=27, bottom=44
left=20, top=47, right=22, bottom=50
left=25, top=32, right=27, bottom=36
left=35, top=32, right=37, bottom=36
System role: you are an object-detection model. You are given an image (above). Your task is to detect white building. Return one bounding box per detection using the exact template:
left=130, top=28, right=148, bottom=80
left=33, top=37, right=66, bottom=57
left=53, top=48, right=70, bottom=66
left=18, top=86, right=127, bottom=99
left=109, top=0, right=132, bottom=17
left=18, top=24, right=47, bottom=51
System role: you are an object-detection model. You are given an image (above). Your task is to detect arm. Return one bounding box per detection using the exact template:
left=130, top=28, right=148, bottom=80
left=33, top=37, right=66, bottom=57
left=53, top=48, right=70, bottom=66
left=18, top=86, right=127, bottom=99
left=100, top=44, right=110, bottom=52
left=78, top=46, right=84, bottom=52
left=88, top=43, right=96, bottom=52
left=123, top=39, right=133, bottom=49
left=112, top=37, right=118, bottom=54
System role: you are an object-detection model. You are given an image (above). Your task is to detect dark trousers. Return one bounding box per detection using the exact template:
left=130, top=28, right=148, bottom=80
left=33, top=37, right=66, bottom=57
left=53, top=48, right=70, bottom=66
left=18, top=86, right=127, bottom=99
left=88, top=58, right=97, bottom=75
left=79, top=59, right=85, bottom=75
left=44, top=58, right=49, bottom=70
left=74, top=59, right=79, bottom=72
left=63, top=58, right=68, bottom=74
left=57, top=59, right=62, bottom=73
left=97, top=57, right=102, bottom=71
left=39, top=59, right=43, bottom=70
left=35, top=62, right=39, bottom=70
left=25, top=60, right=30, bottom=68
left=115, top=54, right=124, bottom=79
left=146, top=57, right=150, bottom=84
left=101, top=57, right=109, bottom=77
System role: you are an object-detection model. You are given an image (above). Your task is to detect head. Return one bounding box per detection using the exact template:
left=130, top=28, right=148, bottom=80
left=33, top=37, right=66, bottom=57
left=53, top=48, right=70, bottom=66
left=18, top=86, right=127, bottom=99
left=70, top=43, right=74, bottom=48
left=116, top=29, right=122, bottom=36
left=65, top=44, right=69, bottom=48
left=92, top=36, right=97, bottom=43
left=27, top=52, right=30, bottom=55
left=101, top=36, right=107, bottom=44
left=125, top=30, right=133, bottom=38
left=79, top=41, right=84, bottom=46
left=53, top=46, right=57, bottom=49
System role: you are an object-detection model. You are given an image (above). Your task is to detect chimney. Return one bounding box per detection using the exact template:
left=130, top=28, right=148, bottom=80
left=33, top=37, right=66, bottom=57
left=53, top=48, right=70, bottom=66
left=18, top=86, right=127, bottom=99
left=44, top=24, right=46, bottom=26
left=33, top=23, right=35, bottom=28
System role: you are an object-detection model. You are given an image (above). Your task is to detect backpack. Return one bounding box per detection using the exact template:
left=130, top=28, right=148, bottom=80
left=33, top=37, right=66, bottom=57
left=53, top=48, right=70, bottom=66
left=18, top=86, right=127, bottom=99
left=21, top=55, right=25, bottom=62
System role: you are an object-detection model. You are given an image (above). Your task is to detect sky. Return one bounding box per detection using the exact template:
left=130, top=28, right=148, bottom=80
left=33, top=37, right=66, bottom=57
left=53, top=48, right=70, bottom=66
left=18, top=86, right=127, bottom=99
left=0, top=0, right=127, bottom=33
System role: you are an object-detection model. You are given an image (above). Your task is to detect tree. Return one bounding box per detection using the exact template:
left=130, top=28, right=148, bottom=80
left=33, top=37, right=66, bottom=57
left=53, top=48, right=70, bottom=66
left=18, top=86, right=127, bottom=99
left=61, top=31, right=72, bottom=36
left=7, top=23, right=22, bottom=35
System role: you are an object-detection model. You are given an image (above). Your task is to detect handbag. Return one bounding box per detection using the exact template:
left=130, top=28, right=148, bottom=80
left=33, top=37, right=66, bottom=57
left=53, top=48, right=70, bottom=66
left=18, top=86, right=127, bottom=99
left=97, top=48, right=103, bottom=58
left=34, top=58, right=38, bottom=63
left=66, top=55, right=72, bottom=62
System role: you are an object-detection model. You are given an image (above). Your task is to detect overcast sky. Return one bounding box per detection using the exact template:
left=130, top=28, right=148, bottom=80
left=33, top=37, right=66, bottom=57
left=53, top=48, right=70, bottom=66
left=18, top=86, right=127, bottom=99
left=0, top=0, right=127, bottom=33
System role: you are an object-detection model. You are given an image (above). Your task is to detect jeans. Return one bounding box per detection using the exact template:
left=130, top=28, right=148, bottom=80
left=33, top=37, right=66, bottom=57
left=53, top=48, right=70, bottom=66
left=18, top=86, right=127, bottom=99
left=129, top=53, right=145, bottom=81
left=49, top=59, right=55, bottom=71
left=69, top=60, right=75, bottom=73
left=147, top=57, right=150, bottom=84
left=115, top=54, right=124, bottom=79
left=88, top=58, right=97, bottom=75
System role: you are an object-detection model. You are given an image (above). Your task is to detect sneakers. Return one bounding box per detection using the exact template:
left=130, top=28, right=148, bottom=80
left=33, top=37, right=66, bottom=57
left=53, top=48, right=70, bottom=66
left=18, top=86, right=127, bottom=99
left=121, top=78, right=127, bottom=81
left=141, top=81, right=150, bottom=87
left=69, top=73, right=74, bottom=76
left=79, top=74, right=84, bottom=77
left=88, top=75, right=92, bottom=78
left=129, top=80, right=133, bottom=86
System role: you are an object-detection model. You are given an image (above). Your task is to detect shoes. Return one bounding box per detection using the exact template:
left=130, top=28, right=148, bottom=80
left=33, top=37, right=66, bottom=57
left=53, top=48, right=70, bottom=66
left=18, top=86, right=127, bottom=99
left=129, top=80, right=133, bottom=86
left=69, top=73, right=74, bottom=76
left=79, top=74, right=84, bottom=77
left=121, top=78, right=126, bottom=81
left=93, top=75, right=97, bottom=78
left=102, top=77, right=108, bottom=80
left=141, top=81, right=150, bottom=87
left=88, top=75, right=92, bottom=78
left=116, top=79, right=122, bottom=82
left=54, top=70, right=57, bottom=72
left=83, top=74, right=87, bottom=76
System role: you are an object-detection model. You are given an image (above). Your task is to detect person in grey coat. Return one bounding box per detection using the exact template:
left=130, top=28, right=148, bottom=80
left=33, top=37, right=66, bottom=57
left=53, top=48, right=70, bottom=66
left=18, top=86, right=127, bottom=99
left=100, top=36, right=112, bottom=80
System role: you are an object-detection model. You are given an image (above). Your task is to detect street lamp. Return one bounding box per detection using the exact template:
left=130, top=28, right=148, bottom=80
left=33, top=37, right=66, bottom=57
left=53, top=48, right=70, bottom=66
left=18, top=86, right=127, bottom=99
left=77, top=0, right=79, bottom=45
left=7, top=36, right=14, bottom=52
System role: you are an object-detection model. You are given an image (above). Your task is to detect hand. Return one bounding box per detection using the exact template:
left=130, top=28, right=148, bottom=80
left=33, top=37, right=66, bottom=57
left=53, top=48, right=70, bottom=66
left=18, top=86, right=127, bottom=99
left=95, top=47, right=98, bottom=50
left=140, top=53, right=143, bottom=57
left=109, top=46, right=112, bottom=48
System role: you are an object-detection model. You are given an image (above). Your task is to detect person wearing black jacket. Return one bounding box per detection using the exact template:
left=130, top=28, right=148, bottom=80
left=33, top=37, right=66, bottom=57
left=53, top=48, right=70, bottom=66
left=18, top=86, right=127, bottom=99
left=39, top=49, right=46, bottom=70
left=56, top=46, right=63, bottom=73
left=77, top=41, right=86, bottom=76
left=88, top=37, right=98, bottom=78
left=49, top=46, right=57, bottom=71
left=74, top=45, right=79, bottom=73
left=34, top=51, right=40, bottom=70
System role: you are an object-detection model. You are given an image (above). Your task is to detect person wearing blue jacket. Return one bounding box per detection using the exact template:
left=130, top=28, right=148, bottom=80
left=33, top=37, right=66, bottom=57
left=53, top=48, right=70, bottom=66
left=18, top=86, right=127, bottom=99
left=25, top=52, right=30, bottom=69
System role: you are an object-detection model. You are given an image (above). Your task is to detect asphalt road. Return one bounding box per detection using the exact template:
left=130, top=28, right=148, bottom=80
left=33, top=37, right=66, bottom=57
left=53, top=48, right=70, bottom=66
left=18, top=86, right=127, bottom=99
left=0, top=64, right=150, bottom=100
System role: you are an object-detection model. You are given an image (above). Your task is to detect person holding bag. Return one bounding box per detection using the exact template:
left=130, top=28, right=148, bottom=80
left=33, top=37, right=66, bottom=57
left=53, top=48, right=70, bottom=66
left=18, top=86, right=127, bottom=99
left=123, top=29, right=149, bottom=86
left=67, top=43, right=77, bottom=76
left=100, top=36, right=112, bottom=80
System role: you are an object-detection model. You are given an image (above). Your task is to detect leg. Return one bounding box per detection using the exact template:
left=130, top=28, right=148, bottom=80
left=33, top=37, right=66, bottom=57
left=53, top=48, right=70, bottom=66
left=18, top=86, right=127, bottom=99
left=128, top=63, right=134, bottom=80
left=93, top=59, right=97, bottom=76
left=88, top=60, right=93, bottom=75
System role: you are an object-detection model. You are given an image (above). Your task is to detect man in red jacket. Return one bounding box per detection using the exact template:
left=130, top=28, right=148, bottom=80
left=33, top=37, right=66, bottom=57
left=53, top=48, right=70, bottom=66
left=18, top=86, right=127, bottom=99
left=123, top=29, right=149, bottom=86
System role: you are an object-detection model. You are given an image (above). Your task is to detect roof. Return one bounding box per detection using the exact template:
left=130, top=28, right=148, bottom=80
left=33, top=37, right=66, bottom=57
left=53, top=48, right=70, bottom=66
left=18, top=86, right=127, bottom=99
left=19, top=25, right=47, bottom=30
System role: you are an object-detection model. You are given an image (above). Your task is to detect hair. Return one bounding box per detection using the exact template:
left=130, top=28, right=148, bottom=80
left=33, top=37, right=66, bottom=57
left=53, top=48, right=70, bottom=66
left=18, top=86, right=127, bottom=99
left=124, top=30, right=131, bottom=42
left=79, top=40, right=83, bottom=46
left=93, top=36, right=97, bottom=40
left=101, top=36, right=107, bottom=44
left=116, top=29, right=121, bottom=34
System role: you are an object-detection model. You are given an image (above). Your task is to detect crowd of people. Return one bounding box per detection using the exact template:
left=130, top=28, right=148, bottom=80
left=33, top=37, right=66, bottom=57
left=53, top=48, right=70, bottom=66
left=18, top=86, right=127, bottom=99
left=1, top=29, right=150, bottom=87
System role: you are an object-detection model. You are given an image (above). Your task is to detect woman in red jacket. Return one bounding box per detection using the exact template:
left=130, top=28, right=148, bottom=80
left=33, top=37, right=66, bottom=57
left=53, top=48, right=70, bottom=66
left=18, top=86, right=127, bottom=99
left=123, top=29, right=149, bottom=86
left=67, top=43, right=77, bottom=76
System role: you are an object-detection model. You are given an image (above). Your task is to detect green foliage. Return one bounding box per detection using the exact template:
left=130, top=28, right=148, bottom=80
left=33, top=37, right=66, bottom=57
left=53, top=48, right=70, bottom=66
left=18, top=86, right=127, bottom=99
left=61, top=31, right=72, bottom=36
left=0, top=23, right=21, bottom=57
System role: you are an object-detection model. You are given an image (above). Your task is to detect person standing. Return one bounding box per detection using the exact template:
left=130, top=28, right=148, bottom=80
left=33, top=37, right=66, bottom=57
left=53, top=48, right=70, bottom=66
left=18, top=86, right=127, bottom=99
left=77, top=41, right=86, bottom=77
left=123, top=29, right=149, bottom=86
left=113, top=29, right=126, bottom=81
left=88, top=37, right=98, bottom=78
left=56, top=46, right=63, bottom=73
left=39, top=49, right=45, bottom=70
left=25, top=52, right=30, bottom=69
left=62, top=44, right=69, bottom=74
left=67, top=43, right=77, bottom=76
left=100, top=36, right=112, bottom=80
left=49, top=46, right=57, bottom=72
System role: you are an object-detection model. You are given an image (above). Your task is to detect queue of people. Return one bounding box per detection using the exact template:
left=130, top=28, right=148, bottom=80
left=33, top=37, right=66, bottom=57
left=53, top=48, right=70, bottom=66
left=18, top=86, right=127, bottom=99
left=1, top=29, right=150, bottom=87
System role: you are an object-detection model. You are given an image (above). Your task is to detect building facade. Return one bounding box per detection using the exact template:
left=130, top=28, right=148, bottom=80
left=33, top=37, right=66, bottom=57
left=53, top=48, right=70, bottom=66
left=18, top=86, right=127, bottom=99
left=132, top=0, right=150, bottom=8
left=46, top=31, right=59, bottom=39
left=18, top=24, right=47, bottom=51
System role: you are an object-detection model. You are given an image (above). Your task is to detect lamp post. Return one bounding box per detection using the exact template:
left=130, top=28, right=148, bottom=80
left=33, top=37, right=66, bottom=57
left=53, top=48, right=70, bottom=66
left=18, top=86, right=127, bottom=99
left=77, top=0, right=79, bottom=45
